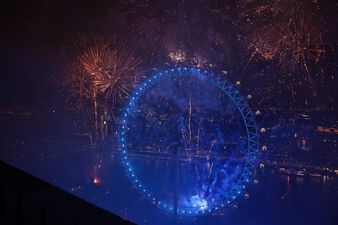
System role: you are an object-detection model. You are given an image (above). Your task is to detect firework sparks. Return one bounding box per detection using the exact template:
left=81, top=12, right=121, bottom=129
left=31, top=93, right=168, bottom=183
left=192, top=53, right=208, bottom=68
left=168, top=50, right=186, bottom=64
left=79, top=41, right=144, bottom=104
left=277, top=13, right=325, bottom=75
left=241, top=0, right=290, bottom=27
left=64, top=38, right=144, bottom=140
left=242, top=0, right=326, bottom=75
left=65, top=63, right=93, bottom=104
left=125, top=0, right=231, bottom=68
left=246, top=25, right=281, bottom=61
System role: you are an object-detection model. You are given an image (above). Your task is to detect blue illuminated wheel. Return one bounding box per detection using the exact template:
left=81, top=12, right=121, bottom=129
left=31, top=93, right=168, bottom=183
left=119, top=67, right=259, bottom=216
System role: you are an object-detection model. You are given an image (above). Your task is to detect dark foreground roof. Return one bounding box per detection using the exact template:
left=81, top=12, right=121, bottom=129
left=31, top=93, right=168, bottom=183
left=0, top=161, right=134, bottom=225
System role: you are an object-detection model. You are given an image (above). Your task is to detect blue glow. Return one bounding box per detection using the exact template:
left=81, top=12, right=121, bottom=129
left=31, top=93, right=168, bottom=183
left=118, top=67, right=259, bottom=216
left=190, top=195, right=208, bottom=210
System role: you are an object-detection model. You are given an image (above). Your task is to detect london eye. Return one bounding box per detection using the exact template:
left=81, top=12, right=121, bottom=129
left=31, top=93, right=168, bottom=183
left=118, top=67, right=259, bottom=216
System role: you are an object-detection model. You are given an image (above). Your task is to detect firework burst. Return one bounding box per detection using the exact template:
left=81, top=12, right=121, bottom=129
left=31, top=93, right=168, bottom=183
left=65, top=63, right=93, bottom=103
left=242, top=0, right=326, bottom=75
left=246, top=25, right=281, bottom=61
left=277, top=13, right=325, bottom=74
left=63, top=38, right=144, bottom=139
left=79, top=41, right=144, bottom=104
left=124, top=0, right=230, bottom=68
left=241, top=0, right=290, bottom=27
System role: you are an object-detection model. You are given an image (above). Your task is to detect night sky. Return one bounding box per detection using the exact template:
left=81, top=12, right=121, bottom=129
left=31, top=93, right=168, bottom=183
left=1, top=0, right=337, bottom=108
left=1, top=1, right=338, bottom=225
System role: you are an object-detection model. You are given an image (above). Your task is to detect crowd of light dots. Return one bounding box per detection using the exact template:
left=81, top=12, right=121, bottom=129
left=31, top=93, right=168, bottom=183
left=118, top=67, right=259, bottom=216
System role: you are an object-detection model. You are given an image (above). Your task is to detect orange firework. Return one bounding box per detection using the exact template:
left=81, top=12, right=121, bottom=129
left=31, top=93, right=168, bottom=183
left=66, top=63, right=93, bottom=103
left=277, top=13, right=325, bottom=74
left=64, top=38, right=144, bottom=139
left=242, top=0, right=326, bottom=75
left=79, top=40, right=144, bottom=104
left=241, top=0, right=290, bottom=27
left=247, top=25, right=282, bottom=61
